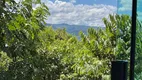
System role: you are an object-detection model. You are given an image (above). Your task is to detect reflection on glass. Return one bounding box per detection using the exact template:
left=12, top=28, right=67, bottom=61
left=118, top=0, right=142, bottom=79
left=117, top=0, right=132, bottom=79
left=135, top=0, right=142, bottom=79
left=137, top=0, right=142, bottom=21
left=117, top=0, right=132, bottom=15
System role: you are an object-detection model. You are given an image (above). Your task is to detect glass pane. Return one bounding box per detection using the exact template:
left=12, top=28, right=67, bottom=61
left=135, top=0, right=142, bottom=79
left=117, top=0, right=132, bottom=79
left=118, top=0, right=142, bottom=79
left=117, top=0, right=132, bottom=15
left=137, top=0, right=142, bottom=21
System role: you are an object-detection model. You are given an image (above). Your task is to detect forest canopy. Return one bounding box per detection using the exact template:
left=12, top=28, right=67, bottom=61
left=0, top=0, right=142, bottom=80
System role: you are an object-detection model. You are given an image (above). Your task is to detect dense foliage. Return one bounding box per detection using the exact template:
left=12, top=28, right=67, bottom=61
left=1, top=0, right=142, bottom=80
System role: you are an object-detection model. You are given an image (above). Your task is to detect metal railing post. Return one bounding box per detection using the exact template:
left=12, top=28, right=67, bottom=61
left=111, top=60, right=128, bottom=80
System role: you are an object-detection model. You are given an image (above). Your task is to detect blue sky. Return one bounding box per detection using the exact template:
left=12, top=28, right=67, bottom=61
left=117, top=0, right=142, bottom=20
left=49, top=0, right=117, bottom=6
left=44, top=0, right=117, bottom=27
left=42, top=0, right=141, bottom=26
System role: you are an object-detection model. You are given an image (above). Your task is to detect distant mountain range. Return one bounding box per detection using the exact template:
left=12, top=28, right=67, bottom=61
left=46, top=23, right=105, bottom=36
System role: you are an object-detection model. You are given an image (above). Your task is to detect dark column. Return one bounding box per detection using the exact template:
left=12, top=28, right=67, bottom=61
left=130, top=0, right=137, bottom=80
left=111, top=61, right=128, bottom=80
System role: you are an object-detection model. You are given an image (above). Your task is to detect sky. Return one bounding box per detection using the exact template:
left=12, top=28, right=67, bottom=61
left=40, top=0, right=142, bottom=27
left=118, top=0, right=142, bottom=20
left=46, top=0, right=117, bottom=6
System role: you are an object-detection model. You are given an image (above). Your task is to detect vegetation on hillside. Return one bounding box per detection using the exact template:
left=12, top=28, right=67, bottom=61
left=0, top=0, right=142, bottom=80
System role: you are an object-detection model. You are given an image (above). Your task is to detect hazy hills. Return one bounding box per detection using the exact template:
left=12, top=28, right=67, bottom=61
left=46, top=23, right=105, bottom=36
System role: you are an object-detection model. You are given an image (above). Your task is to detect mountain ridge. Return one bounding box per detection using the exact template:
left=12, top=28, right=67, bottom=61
left=46, top=23, right=105, bottom=36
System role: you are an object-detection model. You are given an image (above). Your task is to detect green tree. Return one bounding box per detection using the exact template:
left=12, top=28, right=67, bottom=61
left=0, top=0, right=50, bottom=79
left=1, top=1, right=142, bottom=79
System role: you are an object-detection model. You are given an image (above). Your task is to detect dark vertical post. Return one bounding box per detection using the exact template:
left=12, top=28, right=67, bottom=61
left=130, top=0, right=137, bottom=80
left=111, top=61, right=128, bottom=80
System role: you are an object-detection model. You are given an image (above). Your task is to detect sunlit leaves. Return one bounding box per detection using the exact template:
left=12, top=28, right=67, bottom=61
left=1, top=2, right=141, bottom=79
left=0, top=51, right=12, bottom=71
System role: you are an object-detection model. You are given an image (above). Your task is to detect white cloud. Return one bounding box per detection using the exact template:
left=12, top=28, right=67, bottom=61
left=118, top=0, right=142, bottom=11
left=118, top=0, right=132, bottom=11
left=118, top=0, right=142, bottom=19
left=70, top=0, right=76, bottom=3
left=44, top=0, right=116, bottom=27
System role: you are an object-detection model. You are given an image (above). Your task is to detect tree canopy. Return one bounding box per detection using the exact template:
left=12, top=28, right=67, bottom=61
left=0, top=0, right=142, bottom=80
